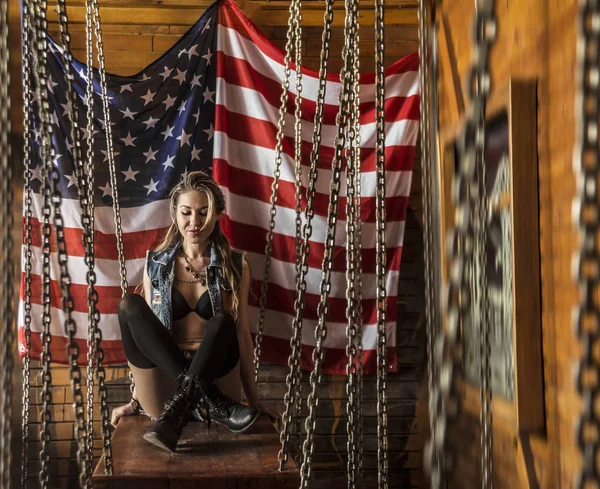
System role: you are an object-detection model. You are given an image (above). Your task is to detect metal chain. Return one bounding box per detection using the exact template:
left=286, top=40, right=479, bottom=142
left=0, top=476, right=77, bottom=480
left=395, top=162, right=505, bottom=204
left=298, top=0, right=356, bottom=484
left=469, top=1, right=495, bottom=486
left=83, top=0, right=98, bottom=478
left=54, top=0, right=97, bottom=485
left=0, top=0, right=12, bottom=484
left=574, top=1, right=600, bottom=488
left=277, top=0, right=335, bottom=471
left=418, top=0, right=441, bottom=485
left=20, top=2, right=34, bottom=486
left=89, top=0, right=116, bottom=471
left=424, top=0, right=497, bottom=487
left=254, top=0, right=301, bottom=383
left=374, top=0, right=389, bottom=483
left=91, top=0, right=127, bottom=299
left=344, top=0, right=361, bottom=485
left=29, top=0, right=56, bottom=486
left=293, top=1, right=304, bottom=277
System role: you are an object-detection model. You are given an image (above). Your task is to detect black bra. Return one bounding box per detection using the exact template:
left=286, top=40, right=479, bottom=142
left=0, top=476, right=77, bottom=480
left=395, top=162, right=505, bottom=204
left=171, top=287, right=213, bottom=321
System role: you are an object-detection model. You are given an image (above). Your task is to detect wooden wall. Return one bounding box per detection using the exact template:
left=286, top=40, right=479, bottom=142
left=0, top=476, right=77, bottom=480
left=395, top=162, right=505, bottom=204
left=437, top=0, right=578, bottom=488
left=6, top=0, right=427, bottom=488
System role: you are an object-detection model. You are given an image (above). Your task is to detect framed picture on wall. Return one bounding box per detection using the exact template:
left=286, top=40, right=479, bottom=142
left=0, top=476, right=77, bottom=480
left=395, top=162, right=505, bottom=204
left=438, top=79, right=544, bottom=433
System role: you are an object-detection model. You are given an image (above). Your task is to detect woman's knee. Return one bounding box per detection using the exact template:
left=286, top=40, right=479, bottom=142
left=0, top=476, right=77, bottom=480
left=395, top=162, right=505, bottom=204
left=118, top=294, right=147, bottom=319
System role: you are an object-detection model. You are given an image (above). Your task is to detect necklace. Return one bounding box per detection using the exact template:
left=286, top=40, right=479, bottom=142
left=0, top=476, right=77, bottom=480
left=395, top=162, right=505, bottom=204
left=182, top=252, right=207, bottom=286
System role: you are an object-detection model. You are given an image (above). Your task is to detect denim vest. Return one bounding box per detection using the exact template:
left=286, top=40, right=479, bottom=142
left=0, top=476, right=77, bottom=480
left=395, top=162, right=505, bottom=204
left=146, top=242, right=244, bottom=331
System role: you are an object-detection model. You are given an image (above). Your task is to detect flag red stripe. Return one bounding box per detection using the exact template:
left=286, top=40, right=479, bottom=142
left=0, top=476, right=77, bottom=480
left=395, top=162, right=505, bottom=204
left=24, top=216, right=166, bottom=260
left=213, top=161, right=410, bottom=223
left=218, top=0, right=419, bottom=83
left=217, top=51, right=420, bottom=125
left=249, top=280, right=397, bottom=325
left=220, top=216, right=404, bottom=273
left=254, top=334, right=398, bottom=376
left=214, top=104, right=416, bottom=172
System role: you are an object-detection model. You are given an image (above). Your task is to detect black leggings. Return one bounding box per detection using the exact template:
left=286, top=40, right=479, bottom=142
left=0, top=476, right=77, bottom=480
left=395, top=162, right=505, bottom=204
left=118, top=294, right=240, bottom=384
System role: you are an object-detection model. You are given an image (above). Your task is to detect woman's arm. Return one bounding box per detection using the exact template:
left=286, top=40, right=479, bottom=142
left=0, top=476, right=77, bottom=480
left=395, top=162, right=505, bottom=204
left=237, top=259, right=261, bottom=408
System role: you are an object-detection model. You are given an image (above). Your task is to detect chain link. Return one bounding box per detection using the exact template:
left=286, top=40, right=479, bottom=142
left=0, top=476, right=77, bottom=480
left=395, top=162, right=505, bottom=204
left=89, top=0, right=116, bottom=471
left=374, top=0, right=389, bottom=483
left=277, top=0, right=335, bottom=471
left=418, top=0, right=441, bottom=485
left=28, top=0, right=57, bottom=486
left=344, top=0, right=361, bottom=485
left=254, top=0, right=301, bottom=383
left=298, top=0, right=357, bottom=484
left=574, top=1, right=600, bottom=487
left=0, top=0, right=12, bottom=483
left=424, top=0, right=497, bottom=487
left=20, top=2, right=34, bottom=486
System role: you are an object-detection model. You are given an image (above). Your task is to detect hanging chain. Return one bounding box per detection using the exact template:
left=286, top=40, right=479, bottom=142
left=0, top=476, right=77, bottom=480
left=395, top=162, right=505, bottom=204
left=293, top=1, right=304, bottom=276
left=0, top=0, right=12, bottom=484
left=425, top=0, right=497, bottom=487
left=29, top=0, right=56, bottom=486
left=54, top=0, right=98, bottom=485
left=298, top=0, right=356, bottom=485
left=89, top=0, right=116, bottom=472
left=344, top=0, right=361, bottom=485
left=470, top=1, right=495, bottom=486
left=254, top=0, right=301, bottom=382
left=20, top=2, right=34, bottom=486
left=277, top=0, right=335, bottom=471
left=418, top=0, right=441, bottom=485
left=374, top=0, right=389, bottom=483
left=574, top=1, right=600, bottom=488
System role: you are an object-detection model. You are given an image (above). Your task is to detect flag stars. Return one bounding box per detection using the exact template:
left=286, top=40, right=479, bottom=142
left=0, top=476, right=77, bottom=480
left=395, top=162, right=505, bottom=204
left=177, top=129, right=191, bottom=147
left=204, top=124, right=214, bottom=141
left=202, top=19, right=211, bottom=34
left=144, top=178, right=159, bottom=195
left=177, top=100, right=187, bottom=115
left=101, top=150, right=120, bottom=162
left=202, top=48, right=213, bottom=65
left=178, top=48, right=188, bottom=58
left=161, top=125, right=174, bottom=140
left=47, top=76, right=58, bottom=94
left=142, top=116, right=160, bottom=129
left=143, top=148, right=159, bottom=163
left=30, top=165, right=42, bottom=182
left=174, top=69, right=187, bottom=85
left=191, top=146, right=202, bottom=162
left=203, top=86, right=215, bottom=104
left=140, top=89, right=156, bottom=106
left=159, top=66, right=174, bottom=81
left=99, top=182, right=113, bottom=199
left=120, top=132, right=137, bottom=147
left=162, top=155, right=176, bottom=169
left=162, top=95, right=177, bottom=110
left=60, top=100, right=72, bottom=117
left=193, top=108, right=201, bottom=123
left=187, top=44, right=199, bottom=59
left=120, top=107, right=137, bottom=120
left=122, top=166, right=140, bottom=182
left=64, top=173, right=78, bottom=188
left=191, top=74, right=202, bottom=88
left=120, top=83, right=133, bottom=93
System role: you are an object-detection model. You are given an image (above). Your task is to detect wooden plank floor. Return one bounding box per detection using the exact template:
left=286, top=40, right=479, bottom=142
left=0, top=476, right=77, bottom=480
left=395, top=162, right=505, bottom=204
left=92, top=415, right=300, bottom=489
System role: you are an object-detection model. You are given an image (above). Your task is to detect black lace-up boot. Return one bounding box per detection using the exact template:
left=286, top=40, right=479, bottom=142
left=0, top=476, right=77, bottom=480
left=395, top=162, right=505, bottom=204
left=143, top=373, right=208, bottom=452
left=200, top=383, right=259, bottom=434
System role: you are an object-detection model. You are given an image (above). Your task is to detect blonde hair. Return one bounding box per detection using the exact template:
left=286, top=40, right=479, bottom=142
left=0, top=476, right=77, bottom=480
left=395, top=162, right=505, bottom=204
left=153, top=171, right=244, bottom=319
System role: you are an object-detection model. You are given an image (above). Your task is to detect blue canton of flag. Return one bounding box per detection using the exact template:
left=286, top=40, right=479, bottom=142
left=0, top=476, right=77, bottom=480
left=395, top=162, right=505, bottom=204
left=30, top=2, right=218, bottom=208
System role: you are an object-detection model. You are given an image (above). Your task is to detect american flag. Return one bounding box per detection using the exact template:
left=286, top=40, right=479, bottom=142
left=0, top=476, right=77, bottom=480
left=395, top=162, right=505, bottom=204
left=19, top=0, right=420, bottom=374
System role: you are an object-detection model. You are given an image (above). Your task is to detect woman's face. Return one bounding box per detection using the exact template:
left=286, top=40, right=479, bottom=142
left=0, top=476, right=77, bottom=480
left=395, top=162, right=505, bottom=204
left=176, top=190, right=219, bottom=246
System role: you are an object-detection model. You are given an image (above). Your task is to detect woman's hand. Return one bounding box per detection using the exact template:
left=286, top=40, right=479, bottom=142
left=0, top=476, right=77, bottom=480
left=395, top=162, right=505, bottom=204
left=110, top=399, right=140, bottom=427
left=254, top=401, right=282, bottom=430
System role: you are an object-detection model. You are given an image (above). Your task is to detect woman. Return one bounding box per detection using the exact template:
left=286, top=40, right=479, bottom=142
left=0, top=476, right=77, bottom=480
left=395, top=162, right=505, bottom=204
left=111, top=171, right=277, bottom=452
